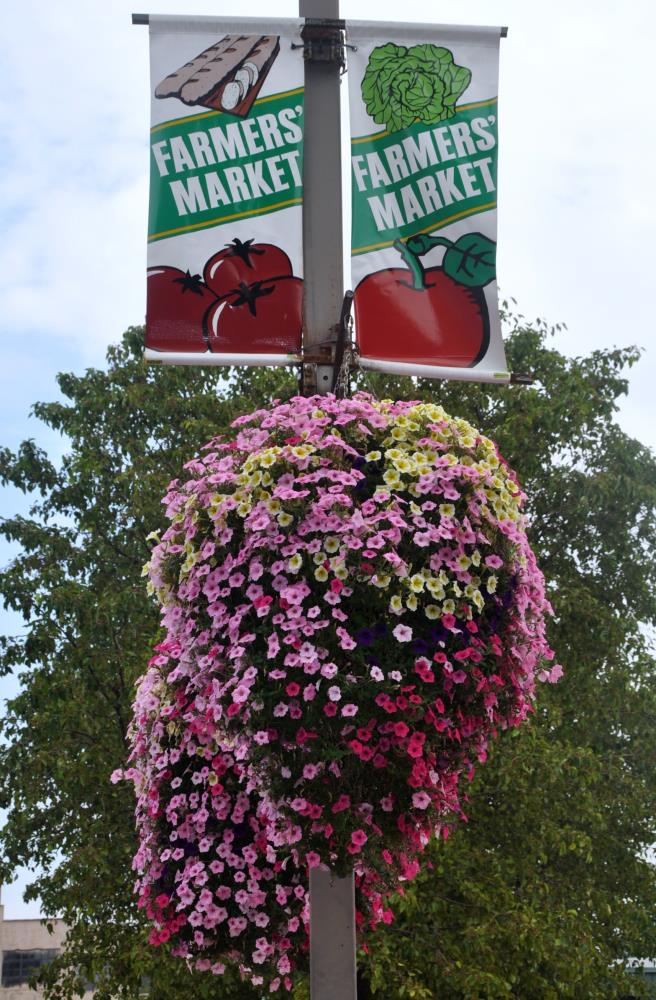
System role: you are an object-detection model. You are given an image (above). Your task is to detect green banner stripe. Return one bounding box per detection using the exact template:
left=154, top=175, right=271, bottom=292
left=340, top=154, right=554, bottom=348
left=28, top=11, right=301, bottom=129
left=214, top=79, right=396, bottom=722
left=351, top=97, right=497, bottom=145
left=149, top=90, right=304, bottom=242
left=351, top=98, right=497, bottom=254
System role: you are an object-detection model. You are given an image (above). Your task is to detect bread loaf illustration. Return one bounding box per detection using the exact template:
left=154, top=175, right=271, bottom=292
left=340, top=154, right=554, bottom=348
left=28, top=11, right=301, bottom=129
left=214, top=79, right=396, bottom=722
left=154, top=36, right=239, bottom=99
left=155, top=34, right=280, bottom=118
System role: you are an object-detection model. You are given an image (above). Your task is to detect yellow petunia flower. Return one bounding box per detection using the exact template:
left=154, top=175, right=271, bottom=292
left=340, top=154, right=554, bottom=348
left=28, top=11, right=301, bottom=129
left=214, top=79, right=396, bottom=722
left=383, top=469, right=402, bottom=488
left=390, top=594, right=403, bottom=613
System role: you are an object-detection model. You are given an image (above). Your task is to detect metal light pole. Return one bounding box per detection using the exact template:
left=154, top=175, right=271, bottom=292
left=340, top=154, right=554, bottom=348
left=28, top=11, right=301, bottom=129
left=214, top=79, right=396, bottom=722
left=299, top=0, right=345, bottom=397
left=298, top=1, right=357, bottom=997
left=309, top=867, right=357, bottom=999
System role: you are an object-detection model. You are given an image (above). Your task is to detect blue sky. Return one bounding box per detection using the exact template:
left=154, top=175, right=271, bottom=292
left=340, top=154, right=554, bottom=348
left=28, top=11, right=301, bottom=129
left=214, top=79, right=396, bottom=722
left=1, top=0, right=655, bottom=917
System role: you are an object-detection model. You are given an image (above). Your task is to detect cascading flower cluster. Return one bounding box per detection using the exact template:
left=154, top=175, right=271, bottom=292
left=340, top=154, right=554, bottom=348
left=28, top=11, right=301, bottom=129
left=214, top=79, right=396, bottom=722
left=118, top=393, right=561, bottom=993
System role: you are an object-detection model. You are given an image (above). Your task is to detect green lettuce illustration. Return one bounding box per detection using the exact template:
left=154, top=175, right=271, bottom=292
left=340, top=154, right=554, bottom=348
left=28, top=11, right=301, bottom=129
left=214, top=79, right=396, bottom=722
left=361, top=42, right=472, bottom=133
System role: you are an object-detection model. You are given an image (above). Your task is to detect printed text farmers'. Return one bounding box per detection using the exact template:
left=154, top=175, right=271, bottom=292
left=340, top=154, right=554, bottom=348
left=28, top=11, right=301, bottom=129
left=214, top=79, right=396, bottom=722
left=351, top=108, right=497, bottom=252
left=148, top=94, right=304, bottom=241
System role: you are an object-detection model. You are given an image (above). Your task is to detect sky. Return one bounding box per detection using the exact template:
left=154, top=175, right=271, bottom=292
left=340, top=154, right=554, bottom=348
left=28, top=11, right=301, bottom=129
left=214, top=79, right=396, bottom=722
left=1, top=0, right=654, bottom=918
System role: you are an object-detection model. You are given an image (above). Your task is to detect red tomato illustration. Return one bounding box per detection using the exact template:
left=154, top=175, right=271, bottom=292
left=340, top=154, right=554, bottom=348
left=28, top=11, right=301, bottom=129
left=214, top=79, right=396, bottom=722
left=203, top=239, right=293, bottom=298
left=353, top=267, right=489, bottom=368
left=146, top=267, right=217, bottom=353
left=204, top=277, right=303, bottom=354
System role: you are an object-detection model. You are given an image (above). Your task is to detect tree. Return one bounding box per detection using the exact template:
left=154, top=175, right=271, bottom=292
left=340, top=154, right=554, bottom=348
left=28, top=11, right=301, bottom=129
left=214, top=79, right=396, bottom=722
left=1, top=315, right=655, bottom=999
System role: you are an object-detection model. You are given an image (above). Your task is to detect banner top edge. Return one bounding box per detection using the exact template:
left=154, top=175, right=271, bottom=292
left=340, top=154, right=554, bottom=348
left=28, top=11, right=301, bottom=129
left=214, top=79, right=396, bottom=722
left=146, top=13, right=304, bottom=32
left=345, top=20, right=504, bottom=41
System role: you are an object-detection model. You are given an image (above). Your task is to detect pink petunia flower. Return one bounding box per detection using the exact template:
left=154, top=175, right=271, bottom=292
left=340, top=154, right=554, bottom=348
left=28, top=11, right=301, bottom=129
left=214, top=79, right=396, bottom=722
left=412, top=791, right=431, bottom=809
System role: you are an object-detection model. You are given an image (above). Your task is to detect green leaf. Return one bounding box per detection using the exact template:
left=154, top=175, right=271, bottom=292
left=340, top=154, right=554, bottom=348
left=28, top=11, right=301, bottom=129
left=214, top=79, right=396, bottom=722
left=442, top=232, right=497, bottom=287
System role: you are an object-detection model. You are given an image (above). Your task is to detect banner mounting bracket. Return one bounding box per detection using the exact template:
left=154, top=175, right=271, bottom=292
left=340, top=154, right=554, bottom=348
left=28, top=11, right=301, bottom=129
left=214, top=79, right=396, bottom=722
left=294, top=18, right=348, bottom=66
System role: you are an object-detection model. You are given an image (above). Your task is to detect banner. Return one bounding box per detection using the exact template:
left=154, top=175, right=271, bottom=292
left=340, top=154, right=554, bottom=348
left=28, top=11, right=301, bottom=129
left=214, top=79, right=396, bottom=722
left=145, top=16, right=305, bottom=364
left=347, top=21, right=509, bottom=383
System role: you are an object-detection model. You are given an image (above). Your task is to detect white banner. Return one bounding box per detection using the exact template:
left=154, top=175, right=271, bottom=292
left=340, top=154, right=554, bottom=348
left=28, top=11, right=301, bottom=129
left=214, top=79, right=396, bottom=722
left=347, top=21, right=508, bottom=383
left=146, top=16, right=305, bottom=364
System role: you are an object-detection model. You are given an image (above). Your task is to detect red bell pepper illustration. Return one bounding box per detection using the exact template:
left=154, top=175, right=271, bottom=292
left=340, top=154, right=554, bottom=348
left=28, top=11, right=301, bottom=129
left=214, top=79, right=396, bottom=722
left=353, top=232, right=496, bottom=368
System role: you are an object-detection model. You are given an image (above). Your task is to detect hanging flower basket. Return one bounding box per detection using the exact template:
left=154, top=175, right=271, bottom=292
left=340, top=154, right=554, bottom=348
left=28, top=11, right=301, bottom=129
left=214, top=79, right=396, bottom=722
left=118, top=392, right=561, bottom=992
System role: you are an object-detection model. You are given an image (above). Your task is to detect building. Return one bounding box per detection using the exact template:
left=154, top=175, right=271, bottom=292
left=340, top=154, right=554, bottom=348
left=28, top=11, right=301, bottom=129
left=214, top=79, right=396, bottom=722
left=0, top=895, right=66, bottom=1000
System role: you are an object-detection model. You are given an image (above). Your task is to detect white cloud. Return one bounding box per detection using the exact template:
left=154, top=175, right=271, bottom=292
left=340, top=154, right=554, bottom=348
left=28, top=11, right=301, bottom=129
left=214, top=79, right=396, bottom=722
left=0, top=179, right=148, bottom=360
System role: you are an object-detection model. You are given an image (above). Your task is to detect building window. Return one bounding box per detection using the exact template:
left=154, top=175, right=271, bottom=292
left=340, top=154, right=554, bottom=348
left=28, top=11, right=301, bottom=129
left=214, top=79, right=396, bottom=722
left=1, top=949, right=60, bottom=987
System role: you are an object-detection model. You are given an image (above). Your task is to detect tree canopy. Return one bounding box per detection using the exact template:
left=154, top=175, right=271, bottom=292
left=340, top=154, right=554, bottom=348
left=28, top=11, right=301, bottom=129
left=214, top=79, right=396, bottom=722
left=1, top=316, right=656, bottom=999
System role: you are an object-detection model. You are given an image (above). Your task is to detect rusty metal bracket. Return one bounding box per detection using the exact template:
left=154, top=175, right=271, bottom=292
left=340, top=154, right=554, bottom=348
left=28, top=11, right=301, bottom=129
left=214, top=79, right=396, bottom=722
left=510, top=372, right=535, bottom=385
left=332, top=290, right=354, bottom=396
left=299, top=339, right=336, bottom=396
left=301, top=348, right=335, bottom=365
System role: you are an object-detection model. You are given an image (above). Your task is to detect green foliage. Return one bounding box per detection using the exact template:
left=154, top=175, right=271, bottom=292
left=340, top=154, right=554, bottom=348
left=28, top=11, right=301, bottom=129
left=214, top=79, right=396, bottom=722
left=2, top=313, right=656, bottom=998
left=361, top=43, right=471, bottom=132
